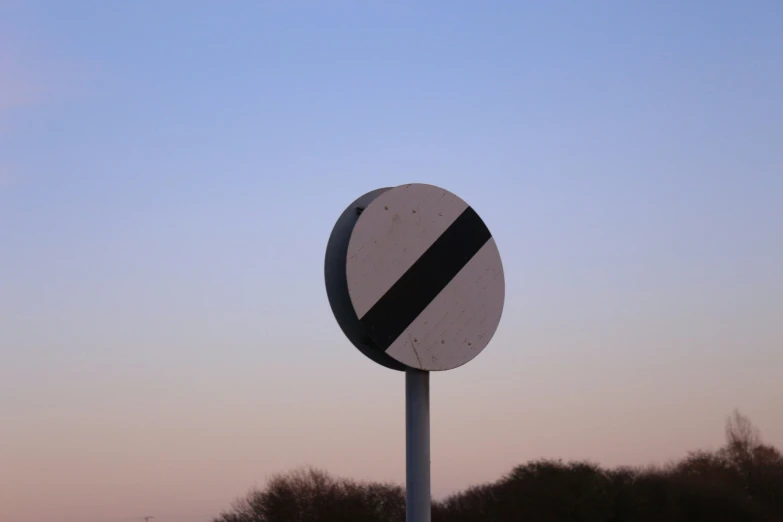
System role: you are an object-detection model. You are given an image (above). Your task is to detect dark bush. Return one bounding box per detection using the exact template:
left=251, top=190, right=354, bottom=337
left=213, top=467, right=405, bottom=522
left=215, top=412, right=782, bottom=522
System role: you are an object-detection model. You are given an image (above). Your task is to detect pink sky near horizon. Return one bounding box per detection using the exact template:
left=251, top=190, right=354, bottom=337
left=3, top=293, right=781, bottom=522
left=2, top=3, right=782, bottom=522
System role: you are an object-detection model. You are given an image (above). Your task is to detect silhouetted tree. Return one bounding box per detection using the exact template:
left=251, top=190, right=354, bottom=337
left=213, top=467, right=405, bottom=522
left=215, top=412, right=783, bottom=522
left=433, top=483, right=498, bottom=522
left=718, top=410, right=783, bottom=517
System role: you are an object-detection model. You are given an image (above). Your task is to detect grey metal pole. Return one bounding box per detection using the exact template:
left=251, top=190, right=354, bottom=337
left=406, top=368, right=431, bottom=522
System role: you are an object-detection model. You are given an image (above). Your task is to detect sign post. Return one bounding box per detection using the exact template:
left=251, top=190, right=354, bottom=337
left=406, top=368, right=430, bottom=522
left=325, top=183, right=505, bottom=522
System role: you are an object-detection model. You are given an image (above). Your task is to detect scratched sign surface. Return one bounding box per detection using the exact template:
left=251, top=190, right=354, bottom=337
left=326, top=183, right=505, bottom=371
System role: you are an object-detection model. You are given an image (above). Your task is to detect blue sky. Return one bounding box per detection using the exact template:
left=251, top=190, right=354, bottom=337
left=2, top=2, right=782, bottom=522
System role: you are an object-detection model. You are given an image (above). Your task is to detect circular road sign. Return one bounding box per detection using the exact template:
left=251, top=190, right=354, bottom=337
left=325, top=183, right=504, bottom=371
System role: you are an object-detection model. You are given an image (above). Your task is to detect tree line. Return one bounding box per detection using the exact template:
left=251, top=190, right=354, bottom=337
left=214, top=411, right=783, bottom=522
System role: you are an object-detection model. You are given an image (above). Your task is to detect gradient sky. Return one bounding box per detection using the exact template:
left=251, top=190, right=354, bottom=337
left=2, top=2, right=782, bottom=522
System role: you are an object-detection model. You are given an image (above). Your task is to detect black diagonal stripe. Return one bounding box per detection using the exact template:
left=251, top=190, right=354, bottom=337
left=358, top=206, right=491, bottom=351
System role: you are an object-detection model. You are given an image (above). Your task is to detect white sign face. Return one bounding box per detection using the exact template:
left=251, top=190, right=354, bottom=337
left=344, top=183, right=504, bottom=371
